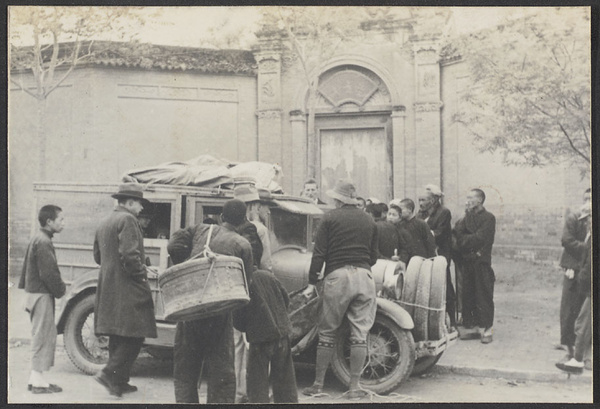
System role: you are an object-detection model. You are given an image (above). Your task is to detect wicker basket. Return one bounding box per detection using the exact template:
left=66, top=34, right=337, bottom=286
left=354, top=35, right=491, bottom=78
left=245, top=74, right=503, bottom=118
left=158, top=254, right=250, bottom=322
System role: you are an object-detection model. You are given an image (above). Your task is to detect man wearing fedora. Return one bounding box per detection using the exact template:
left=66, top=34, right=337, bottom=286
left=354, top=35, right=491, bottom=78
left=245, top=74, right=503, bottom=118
left=301, top=179, right=379, bottom=399
left=93, top=183, right=157, bottom=397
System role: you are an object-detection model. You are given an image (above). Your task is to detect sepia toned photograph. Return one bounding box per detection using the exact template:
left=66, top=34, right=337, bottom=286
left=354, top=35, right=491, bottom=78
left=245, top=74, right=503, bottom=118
left=7, top=5, right=593, bottom=404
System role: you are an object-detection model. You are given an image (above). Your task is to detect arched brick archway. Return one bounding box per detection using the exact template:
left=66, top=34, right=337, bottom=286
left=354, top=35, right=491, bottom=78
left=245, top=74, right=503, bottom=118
left=290, top=60, right=406, bottom=203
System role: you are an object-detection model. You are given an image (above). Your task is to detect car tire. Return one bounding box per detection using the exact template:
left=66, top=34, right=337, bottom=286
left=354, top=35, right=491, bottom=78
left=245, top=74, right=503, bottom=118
left=428, top=256, right=448, bottom=340
left=331, top=314, right=416, bottom=395
left=63, top=293, right=108, bottom=375
left=413, top=259, right=433, bottom=341
left=399, top=256, right=424, bottom=318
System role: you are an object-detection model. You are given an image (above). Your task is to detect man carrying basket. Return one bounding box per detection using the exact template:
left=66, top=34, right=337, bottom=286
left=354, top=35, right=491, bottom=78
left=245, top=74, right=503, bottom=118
left=167, top=199, right=254, bottom=403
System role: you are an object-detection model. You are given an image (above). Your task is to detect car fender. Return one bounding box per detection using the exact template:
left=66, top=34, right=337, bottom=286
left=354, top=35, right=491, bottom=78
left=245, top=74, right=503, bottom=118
left=376, top=297, right=414, bottom=330
left=56, top=268, right=99, bottom=334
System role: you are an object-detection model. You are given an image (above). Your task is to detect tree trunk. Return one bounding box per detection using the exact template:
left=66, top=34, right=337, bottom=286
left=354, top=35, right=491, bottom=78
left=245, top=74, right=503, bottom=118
left=37, top=97, right=48, bottom=180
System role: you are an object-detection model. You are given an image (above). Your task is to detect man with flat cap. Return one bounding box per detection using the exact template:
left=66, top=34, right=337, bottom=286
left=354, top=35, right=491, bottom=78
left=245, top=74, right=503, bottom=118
left=302, top=179, right=379, bottom=399
left=93, top=183, right=157, bottom=397
left=167, top=199, right=254, bottom=403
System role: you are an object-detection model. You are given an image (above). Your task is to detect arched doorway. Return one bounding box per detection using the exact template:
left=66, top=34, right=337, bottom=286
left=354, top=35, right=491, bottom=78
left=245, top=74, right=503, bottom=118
left=314, top=65, right=394, bottom=203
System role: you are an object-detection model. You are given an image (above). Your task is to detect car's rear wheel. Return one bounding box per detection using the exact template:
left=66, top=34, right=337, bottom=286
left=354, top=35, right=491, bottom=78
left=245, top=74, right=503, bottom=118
left=63, top=293, right=108, bottom=375
left=331, top=314, right=415, bottom=395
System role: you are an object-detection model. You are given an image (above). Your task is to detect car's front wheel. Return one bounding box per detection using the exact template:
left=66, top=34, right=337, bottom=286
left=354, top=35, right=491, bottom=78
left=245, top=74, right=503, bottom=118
left=331, top=314, right=415, bottom=395
left=63, top=293, right=108, bottom=375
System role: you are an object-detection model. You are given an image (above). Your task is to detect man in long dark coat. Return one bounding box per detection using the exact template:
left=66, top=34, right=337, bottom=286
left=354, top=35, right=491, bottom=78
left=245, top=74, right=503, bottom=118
left=417, top=185, right=457, bottom=327
left=453, top=188, right=496, bottom=344
left=93, top=183, right=157, bottom=397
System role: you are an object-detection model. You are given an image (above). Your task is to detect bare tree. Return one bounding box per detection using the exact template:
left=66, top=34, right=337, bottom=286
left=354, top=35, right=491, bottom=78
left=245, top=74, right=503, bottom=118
left=9, top=6, right=145, bottom=179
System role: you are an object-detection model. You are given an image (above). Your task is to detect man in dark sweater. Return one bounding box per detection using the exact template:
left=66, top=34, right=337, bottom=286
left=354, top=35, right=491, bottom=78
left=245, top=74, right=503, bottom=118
left=301, top=179, right=378, bottom=399
left=557, top=188, right=590, bottom=361
left=453, top=189, right=496, bottom=343
left=398, top=198, right=436, bottom=259
left=234, top=270, right=298, bottom=403
left=19, top=205, right=66, bottom=394
left=417, top=185, right=457, bottom=327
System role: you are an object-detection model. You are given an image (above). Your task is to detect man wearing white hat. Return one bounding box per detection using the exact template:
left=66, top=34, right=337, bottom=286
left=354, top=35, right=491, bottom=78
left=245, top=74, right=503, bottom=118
left=302, top=179, right=378, bottom=399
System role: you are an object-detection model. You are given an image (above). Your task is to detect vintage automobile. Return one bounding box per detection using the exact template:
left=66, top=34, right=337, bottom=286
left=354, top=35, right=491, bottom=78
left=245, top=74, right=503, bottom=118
left=33, top=181, right=456, bottom=395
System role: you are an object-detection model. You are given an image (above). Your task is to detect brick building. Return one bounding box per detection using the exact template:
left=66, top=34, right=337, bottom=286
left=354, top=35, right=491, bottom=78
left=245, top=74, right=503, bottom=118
left=9, top=21, right=589, bottom=269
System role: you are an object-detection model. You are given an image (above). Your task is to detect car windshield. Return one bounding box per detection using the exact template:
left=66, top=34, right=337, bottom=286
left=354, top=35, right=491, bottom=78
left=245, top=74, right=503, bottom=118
left=270, top=208, right=308, bottom=250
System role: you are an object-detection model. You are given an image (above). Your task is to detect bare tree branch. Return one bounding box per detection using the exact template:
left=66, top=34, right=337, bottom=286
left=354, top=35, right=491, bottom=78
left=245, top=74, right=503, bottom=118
left=10, top=77, right=41, bottom=99
left=558, top=122, right=590, bottom=163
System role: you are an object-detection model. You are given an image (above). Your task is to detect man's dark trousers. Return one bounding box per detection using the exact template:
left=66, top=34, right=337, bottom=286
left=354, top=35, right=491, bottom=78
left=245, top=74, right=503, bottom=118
left=247, top=336, right=298, bottom=403
left=103, top=335, right=144, bottom=386
left=560, top=275, right=585, bottom=347
left=461, top=259, right=495, bottom=329
left=173, top=313, right=236, bottom=403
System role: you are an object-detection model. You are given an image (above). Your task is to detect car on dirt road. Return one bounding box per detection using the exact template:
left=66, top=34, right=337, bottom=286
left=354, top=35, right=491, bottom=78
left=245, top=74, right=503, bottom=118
left=33, top=181, right=456, bottom=395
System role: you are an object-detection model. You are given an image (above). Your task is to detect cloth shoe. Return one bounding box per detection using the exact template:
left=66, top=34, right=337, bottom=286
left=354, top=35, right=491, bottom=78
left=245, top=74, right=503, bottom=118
left=458, top=326, right=481, bottom=340
left=555, top=358, right=584, bottom=374
left=481, top=327, right=493, bottom=344
left=121, top=383, right=138, bottom=394
left=94, top=371, right=122, bottom=397
left=302, top=384, right=324, bottom=396
left=31, top=384, right=62, bottom=394
left=584, top=359, right=592, bottom=371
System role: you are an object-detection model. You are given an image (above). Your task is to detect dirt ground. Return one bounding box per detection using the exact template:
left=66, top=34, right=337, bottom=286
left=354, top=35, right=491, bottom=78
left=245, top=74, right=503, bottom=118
left=7, top=256, right=594, bottom=403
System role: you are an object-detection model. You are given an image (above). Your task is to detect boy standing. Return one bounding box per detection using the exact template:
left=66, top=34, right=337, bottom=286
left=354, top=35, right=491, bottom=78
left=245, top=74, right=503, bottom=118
left=19, top=205, right=67, bottom=393
left=398, top=199, right=436, bottom=259
left=234, top=270, right=298, bottom=403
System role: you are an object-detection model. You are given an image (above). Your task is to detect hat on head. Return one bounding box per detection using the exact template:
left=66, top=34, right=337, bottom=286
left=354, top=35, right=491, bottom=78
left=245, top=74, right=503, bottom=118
left=424, top=184, right=444, bottom=197
left=257, top=188, right=273, bottom=204
left=222, top=199, right=247, bottom=226
left=234, top=185, right=260, bottom=203
left=112, top=183, right=149, bottom=204
left=326, top=179, right=358, bottom=205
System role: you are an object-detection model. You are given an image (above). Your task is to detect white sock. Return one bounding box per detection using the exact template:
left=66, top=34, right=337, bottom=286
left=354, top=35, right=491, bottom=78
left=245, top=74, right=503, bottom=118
left=29, top=370, right=49, bottom=388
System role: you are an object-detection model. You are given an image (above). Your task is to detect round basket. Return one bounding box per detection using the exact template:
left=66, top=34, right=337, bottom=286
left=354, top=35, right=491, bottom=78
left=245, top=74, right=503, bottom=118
left=158, top=254, right=250, bottom=322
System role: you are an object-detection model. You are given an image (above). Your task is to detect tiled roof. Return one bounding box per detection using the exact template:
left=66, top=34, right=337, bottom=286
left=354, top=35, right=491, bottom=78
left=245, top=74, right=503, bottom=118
left=10, top=41, right=257, bottom=75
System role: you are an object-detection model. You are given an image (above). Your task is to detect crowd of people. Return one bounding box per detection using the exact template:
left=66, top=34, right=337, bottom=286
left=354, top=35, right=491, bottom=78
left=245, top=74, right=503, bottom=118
left=301, top=179, right=497, bottom=341
left=17, top=177, right=591, bottom=401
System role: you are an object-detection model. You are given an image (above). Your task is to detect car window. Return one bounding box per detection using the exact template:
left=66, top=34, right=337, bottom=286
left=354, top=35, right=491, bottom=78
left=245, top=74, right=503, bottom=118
left=270, top=208, right=308, bottom=250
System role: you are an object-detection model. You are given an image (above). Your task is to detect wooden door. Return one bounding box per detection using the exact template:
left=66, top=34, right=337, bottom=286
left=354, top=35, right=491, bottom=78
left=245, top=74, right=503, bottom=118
left=320, top=127, right=392, bottom=203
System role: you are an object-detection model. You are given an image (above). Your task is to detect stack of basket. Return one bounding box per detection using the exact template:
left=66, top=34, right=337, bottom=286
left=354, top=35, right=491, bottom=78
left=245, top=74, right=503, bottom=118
left=397, top=256, right=447, bottom=342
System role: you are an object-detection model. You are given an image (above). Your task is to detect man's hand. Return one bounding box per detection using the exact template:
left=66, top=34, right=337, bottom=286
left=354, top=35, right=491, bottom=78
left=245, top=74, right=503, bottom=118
left=565, top=269, right=575, bottom=279
left=302, top=284, right=316, bottom=298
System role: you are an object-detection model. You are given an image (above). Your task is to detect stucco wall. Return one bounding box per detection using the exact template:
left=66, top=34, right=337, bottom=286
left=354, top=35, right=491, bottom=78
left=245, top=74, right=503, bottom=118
left=9, top=66, right=257, bottom=262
